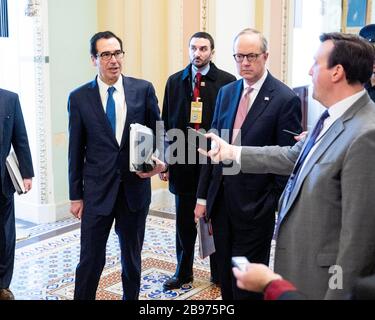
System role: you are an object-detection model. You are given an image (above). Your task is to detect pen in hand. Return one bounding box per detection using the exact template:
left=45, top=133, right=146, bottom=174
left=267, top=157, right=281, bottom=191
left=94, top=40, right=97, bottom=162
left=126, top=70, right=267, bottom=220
left=282, top=129, right=300, bottom=136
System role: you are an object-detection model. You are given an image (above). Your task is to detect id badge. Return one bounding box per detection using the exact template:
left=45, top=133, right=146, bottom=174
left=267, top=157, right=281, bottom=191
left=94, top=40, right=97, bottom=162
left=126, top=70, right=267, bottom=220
left=190, top=101, right=203, bottom=124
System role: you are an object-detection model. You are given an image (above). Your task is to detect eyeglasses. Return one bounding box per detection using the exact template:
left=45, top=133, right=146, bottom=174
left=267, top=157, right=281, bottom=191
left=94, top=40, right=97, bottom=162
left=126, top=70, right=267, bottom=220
left=233, top=52, right=264, bottom=63
left=97, top=50, right=125, bottom=61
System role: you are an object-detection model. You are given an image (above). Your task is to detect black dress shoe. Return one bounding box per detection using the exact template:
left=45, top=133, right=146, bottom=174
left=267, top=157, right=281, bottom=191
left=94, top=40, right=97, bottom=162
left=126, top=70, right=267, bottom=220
left=163, top=276, right=194, bottom=290
left=0, top=288, right=15, bottom=300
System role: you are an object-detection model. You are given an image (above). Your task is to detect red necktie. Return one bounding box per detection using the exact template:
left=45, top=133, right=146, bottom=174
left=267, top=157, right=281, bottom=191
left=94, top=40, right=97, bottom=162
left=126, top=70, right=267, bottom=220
left=232, top=87, right=253, bottom=143
left=193, top=72, right=202, bottom=130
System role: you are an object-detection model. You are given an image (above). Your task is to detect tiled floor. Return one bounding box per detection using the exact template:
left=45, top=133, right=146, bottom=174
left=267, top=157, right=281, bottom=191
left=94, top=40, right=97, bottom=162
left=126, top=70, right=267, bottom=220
left=12, top=211, right=220, bottom=300
left=12, top=194, right=275, bottom=300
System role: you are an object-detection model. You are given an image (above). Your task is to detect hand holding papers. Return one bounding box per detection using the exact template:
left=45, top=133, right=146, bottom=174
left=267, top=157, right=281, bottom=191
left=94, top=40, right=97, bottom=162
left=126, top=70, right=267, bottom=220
left=6, top=151, right=26, bottom=195
left=197, top=217, right=216, bottom=259
left=130, top=123, right=167, bottom=178
left=129, top=123, right=156, bottom=173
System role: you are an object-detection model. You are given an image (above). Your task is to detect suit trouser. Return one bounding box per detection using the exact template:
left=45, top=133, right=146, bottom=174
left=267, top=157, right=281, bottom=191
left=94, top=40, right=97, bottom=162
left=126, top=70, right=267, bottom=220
left=74, top=183, right=148, bottom=300
left=211, top=185, right=274, bottom=300
left=174, top=194, right=218, bottom=280
left=0, top=194, right=15, bottom=289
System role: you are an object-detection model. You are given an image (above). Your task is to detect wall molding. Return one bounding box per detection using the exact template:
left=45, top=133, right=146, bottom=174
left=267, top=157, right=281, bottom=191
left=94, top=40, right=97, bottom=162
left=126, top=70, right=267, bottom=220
left=31, top=7, right=50, bottom=205
left=281, top=0, right=289, bottom=84
left=200, top=0, right=208, bottom=31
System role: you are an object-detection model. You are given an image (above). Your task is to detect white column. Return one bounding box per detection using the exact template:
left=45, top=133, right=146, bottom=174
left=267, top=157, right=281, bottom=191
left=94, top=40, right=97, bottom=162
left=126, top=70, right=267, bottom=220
left=16, top=0, right=98, bottom=223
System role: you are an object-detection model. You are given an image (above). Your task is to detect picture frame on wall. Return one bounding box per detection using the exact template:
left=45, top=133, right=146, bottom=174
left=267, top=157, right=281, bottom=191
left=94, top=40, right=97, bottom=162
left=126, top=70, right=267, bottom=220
left=0, top=0, right=9, bottom=38
left=342, top=0, right=373, bottom=33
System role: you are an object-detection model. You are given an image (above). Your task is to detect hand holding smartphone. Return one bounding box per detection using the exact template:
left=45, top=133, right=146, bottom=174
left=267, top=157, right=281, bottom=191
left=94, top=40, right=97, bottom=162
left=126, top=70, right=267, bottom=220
left=232, top=256, right=250, bottom=272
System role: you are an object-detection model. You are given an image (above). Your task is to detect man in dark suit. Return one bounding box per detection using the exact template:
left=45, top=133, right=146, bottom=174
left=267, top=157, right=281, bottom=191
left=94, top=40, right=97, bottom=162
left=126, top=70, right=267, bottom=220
left=68, top=31, right=166, bottom=300
left=160, top=32, right=236, bottom=290
left=195, top=28, right=302, bottom=300
left=0, top=89, right=34, bottom=300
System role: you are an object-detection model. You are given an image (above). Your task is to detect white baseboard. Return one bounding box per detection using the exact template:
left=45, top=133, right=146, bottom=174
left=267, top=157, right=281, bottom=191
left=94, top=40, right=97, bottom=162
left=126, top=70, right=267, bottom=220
left=151, top=189, right=174, bottom=208
left=15, top=200, right=71, bottom=224
left=14, top=189, right=174, bottom=224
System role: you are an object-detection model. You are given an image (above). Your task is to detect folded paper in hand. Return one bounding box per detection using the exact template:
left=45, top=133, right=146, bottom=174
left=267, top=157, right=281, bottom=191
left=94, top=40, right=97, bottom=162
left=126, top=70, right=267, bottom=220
left=6, top=151, right=26, bottom=195
left=129, top=123, right=155, bottom=172
left=197, top=217, right=215, bottom=259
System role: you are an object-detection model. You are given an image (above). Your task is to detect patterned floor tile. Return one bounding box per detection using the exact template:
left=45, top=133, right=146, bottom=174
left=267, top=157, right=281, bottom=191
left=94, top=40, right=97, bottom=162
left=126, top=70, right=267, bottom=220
left=12, top=215, right=220, bottom=300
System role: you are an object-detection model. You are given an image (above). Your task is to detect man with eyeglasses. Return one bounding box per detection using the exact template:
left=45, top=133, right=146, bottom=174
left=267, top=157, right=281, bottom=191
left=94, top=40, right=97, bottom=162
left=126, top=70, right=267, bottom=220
left=68, top=31, right=166, bottom=300
left=195, top=28, right=302, bottom=300
left=160, top=32, right=236, bottom=291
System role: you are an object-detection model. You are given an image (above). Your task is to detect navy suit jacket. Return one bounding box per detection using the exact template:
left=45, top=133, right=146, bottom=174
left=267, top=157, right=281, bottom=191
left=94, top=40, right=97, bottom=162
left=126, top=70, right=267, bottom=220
left=197, top=73, right=302, bottom=225
left=68, top=75, right=161, bottom=215
left=0, top=89, right=34, bottom=198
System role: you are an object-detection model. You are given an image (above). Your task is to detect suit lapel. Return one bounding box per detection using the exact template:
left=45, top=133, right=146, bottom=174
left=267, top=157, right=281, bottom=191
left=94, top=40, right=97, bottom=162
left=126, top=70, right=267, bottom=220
left=87, top=78, right=118, bottom=146
left=283, top=120, right=344, bottom=214
left=120, top=76, right=136, bottom=149
left=226, top=81, right=243, bottom=138
left=239, top=74, right=275, bottom=139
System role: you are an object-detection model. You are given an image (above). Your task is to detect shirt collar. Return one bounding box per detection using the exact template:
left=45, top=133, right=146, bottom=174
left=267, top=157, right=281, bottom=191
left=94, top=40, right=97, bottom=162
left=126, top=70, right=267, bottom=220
left=192, top=63, right=210, bottom=80
left=327, top=89, right=366, bottom=121
left=97, top=75, right=123, bottom=94
left=242, top=70, right=268, bottom=92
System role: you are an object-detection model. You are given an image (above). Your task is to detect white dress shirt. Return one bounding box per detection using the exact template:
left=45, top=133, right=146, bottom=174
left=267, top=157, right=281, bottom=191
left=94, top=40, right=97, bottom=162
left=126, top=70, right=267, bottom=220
left=241, top=70, right=268, bottom=112
left=299, top=89, right=366, bottom=173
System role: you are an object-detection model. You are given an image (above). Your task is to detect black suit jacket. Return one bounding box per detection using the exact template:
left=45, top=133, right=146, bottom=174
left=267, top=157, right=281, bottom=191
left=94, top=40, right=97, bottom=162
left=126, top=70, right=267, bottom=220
left=68, top=75, right=161, bottom=215
left=0, top=89, right=34, bottom=197
left=162, top=62, right=236, bottom=195
left=197, top=73, right=302, bottom=225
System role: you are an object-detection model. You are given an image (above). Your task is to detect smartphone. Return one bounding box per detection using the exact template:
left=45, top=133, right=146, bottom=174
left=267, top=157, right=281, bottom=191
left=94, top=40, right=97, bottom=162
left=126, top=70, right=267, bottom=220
left=187, top=126, right=210, bottom=151
left=231, top=256, right=250, bottom=272
left=282, top=129, right=300, bottom=136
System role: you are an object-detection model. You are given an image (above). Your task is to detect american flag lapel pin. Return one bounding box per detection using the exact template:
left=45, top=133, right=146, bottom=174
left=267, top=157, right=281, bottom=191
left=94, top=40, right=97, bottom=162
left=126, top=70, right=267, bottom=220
left=265, top=97, right=270, bottom=101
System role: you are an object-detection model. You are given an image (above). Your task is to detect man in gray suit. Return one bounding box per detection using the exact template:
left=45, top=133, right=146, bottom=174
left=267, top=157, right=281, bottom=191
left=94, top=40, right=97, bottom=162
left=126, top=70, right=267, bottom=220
left=201, top=32, right=375, bottom=299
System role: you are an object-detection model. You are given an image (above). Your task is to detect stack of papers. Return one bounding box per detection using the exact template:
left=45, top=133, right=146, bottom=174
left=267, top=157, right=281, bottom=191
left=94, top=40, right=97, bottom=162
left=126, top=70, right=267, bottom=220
left=197, top=217, right=216, bottom=259
left=129, top=123, right=155, bottom=172
left=6, top=151, right=26, bottom=195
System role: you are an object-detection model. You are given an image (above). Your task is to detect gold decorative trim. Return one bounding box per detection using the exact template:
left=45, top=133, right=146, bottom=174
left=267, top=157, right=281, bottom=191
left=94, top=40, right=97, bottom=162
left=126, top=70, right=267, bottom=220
left=281, top=0, right=289, bottom=83
left=201, top=0, right=208, bottom=31
left=179, top=0, right=184, bottom=68
left=255, top=0, right=264, bottom=31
